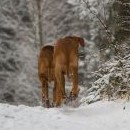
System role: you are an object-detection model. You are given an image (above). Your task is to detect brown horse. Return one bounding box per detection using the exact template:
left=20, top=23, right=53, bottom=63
left=54, top=36, right=85, bottom=106
left=38, top=45, right=56, bottom=108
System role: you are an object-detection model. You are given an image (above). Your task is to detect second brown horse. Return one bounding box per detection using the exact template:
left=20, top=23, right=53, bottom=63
left=38, top=45, right=56, bottom=108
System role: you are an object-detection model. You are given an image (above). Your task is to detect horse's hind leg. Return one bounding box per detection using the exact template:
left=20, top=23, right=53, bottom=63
left=70, top=66, right=80, bottom=100
left=45, top=83, right=50, bottom=108
left=42, top=79, right=50, bottom=108
left=52, top=81, right=57, bottom=107
left=55, top=68, right=65, bottom=107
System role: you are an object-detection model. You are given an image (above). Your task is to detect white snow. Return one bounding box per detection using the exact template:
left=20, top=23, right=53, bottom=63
left=0, top=101, right=130, bottom=130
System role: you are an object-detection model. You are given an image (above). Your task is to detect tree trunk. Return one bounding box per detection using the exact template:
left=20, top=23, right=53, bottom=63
left=36, top=0, right=43, bottom=48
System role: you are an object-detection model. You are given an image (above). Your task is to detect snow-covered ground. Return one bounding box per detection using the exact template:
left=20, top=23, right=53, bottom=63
left=0, top=101, right=130, bottom=130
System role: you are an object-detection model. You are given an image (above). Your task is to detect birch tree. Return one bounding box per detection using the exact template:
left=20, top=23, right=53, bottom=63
left=26, top=0, right=46, bottom=48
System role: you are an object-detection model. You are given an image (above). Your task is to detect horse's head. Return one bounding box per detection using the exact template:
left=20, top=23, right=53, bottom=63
left=65, top=36, right=85, bottom=47
left=77, top=37, right=85, bottom=47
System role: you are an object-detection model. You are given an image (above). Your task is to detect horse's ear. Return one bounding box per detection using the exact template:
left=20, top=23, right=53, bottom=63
left=78, top=37, right=85, bottom=47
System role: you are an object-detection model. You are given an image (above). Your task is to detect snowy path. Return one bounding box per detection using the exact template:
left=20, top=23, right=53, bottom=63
left=0, top=101, right=130, bottom=130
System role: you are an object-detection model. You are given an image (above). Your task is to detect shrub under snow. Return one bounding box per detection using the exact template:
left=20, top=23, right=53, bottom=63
left=80, top=55, right=130, bottom=105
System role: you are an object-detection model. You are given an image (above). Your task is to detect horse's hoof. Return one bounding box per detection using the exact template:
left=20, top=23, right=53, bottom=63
left=45, top=99, right=50, bottom=108
left=69, top=92, right=78, bottom=101
left=51, top=103, right=55, bottom=108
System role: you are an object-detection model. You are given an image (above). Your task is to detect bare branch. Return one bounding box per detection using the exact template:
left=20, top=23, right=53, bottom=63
left=82, top=0, right=110, bottom=36
left=82, top=0, right=122, bottom=56
left=102, top=0, right=107, bottom=24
